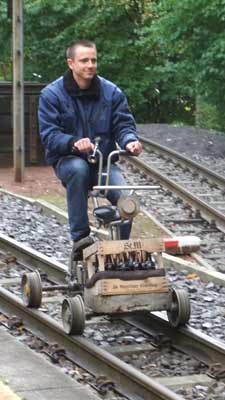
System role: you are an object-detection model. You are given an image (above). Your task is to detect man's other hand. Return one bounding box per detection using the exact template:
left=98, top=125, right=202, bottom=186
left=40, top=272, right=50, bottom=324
left=73, top=138, right=94, bottom=153
left=125, top=141, right=142, bottom=155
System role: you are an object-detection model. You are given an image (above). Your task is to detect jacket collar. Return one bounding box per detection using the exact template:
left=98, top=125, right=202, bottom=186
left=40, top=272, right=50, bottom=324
left=63, top=69, right=100, bottom=99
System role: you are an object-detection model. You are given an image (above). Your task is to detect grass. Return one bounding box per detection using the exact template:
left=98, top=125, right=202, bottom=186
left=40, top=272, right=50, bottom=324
left=38, top=193, right=67, bottom=211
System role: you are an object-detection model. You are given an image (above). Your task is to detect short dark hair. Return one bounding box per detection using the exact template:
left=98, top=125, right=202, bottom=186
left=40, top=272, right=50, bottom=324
left=66, top=40, right=96, bottom=59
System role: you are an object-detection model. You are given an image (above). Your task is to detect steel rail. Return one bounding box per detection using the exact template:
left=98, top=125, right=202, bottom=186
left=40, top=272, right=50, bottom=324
left=0, top=232, right=66, bottom=283
left=1, top=202, right=224, bottom=288
left=0, top=199, right=224, bottom=394
left=139, top=136, right=225, bottom=189
left=122, top=312, right=225, bottom=367
left=0, top=287, right=183, bottom=400
left=128, top=156, right=225, bottom=234
left=0, top=225, right=207, bottom=290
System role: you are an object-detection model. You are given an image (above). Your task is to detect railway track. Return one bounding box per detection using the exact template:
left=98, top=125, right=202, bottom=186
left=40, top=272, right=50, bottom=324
left=140, top=137, right=225, bottom=194
left=118, top=139, right=225, bottom=273
left=1, top=137, right=225, bottom=273
left=0, top=233, right=225, bottom=400
left=139, top=137, right=225, bottom=230
left=139, top=137, right=225, bottom=227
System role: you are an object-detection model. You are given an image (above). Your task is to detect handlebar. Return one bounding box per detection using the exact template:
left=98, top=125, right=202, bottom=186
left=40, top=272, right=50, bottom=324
left=87, top=136, right=101, bottom=164
left=105, top=150, right=136, bottom=187
left=92, top=185, right=160, bottom=190
left=88, top=147, right=160, bottom=195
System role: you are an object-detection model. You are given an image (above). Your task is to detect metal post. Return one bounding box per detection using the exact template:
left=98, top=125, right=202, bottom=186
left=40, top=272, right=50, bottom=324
left=13, top=0, right=24, bottom=182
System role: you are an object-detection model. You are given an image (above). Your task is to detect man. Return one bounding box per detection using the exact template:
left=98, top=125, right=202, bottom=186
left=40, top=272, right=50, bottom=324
left=38, top=40, right=142, bottom=254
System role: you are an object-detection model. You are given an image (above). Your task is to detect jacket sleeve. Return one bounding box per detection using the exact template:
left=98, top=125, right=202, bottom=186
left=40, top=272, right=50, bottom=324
left=111, top=88, right=138, bottom=149
left=38, top=91, right=75, bottom=155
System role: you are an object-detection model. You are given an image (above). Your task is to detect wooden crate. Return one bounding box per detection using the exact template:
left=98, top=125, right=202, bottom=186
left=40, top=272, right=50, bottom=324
left=94, top=276, right=169, bottom=296
left=83, top=238, right=166, bottom=295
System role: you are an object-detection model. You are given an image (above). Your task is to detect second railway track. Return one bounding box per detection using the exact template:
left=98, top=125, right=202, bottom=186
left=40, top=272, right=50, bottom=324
left=138, top=137, right=225, bottom=232
left=117, top=139, right=225, bottom=273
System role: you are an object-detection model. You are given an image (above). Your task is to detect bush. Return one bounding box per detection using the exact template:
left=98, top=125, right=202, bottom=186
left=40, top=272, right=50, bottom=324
left=196, top=100, right=225, bottom=133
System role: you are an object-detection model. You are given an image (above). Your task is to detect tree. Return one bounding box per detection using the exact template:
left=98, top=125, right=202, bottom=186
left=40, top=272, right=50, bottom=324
left=1, top=0, right=224, bottom=129
left=0, top=0, right=12, bottom=80
left=147, top=0, right=225, bottom=129
left=23, top=0, right=157, bottom=121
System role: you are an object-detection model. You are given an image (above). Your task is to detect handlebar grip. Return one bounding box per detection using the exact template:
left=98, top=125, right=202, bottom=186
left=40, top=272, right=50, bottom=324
left=88, top=154, right=98, bottom=164
left=87, top=136, right=101, bottom=164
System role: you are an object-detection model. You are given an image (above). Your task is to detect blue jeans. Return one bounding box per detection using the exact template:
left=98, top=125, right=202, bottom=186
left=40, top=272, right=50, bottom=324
left=55, top=155, right=131, bottom=241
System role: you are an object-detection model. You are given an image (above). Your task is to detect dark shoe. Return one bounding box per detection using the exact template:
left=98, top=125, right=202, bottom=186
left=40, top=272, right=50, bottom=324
left=72, top=236, right=95, bottom=261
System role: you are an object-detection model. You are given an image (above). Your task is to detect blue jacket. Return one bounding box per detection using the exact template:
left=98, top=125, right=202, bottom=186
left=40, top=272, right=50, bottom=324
left=38, top=74, right=138, bottom=165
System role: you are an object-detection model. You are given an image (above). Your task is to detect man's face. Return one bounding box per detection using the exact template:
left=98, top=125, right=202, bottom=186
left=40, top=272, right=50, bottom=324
left=67, top=45, right=97, bottom=83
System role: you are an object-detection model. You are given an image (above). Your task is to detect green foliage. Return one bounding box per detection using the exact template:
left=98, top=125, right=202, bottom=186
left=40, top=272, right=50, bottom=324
left=0, top=1, right=12, bottom=80
left=147, top=0, right=225, bottom=128
left=0, top=0, right=224, bottom=130
left=196, top=99, right=225, bottom=132
left=24, top=0, right=91, bottom=80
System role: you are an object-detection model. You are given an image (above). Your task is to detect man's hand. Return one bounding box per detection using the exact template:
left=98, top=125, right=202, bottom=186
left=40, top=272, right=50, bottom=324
left=125, top=141, right=142, bottom=156
left=73, top=138, right=94, bottom=153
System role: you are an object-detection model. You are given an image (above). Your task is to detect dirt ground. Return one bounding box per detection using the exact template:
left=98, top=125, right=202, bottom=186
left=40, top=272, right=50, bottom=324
left=1, top=124, right=225, bottom=202
left=0, top=166, right=65, bottom=200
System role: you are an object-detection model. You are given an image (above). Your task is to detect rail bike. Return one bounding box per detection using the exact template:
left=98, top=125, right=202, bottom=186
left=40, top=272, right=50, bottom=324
left=21, top=140, right=200, bottom=335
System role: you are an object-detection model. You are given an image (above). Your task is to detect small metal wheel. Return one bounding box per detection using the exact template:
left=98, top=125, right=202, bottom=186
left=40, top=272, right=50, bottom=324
left=21, top=270, right=42, bottom=308
left=61, top=295, right=85, bottom=335
left=167, top=288, right=190, bottom=327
